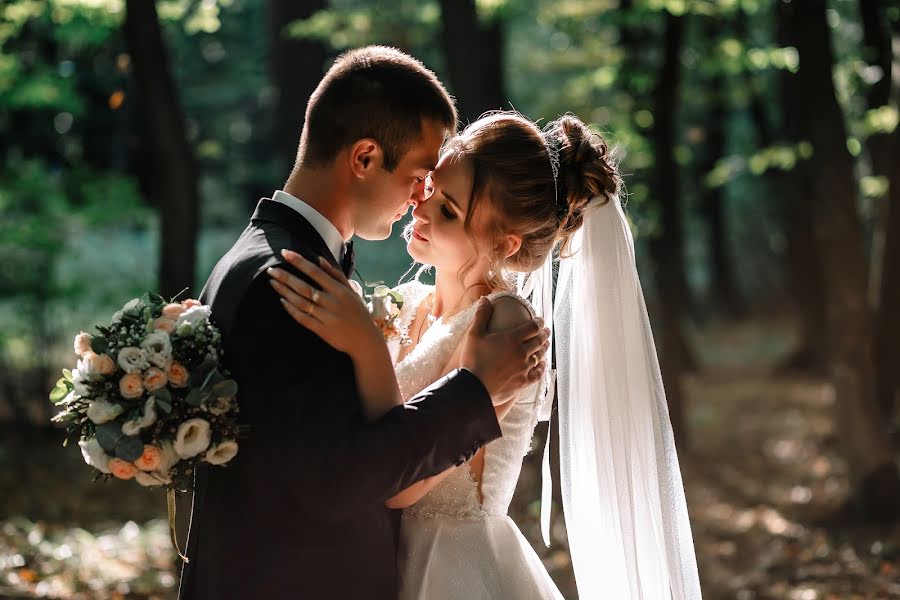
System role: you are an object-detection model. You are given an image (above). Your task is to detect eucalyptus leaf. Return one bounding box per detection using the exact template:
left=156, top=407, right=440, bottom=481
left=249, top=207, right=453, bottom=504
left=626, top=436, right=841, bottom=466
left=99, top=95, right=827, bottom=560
left=90, top=337, right=109, bottom=354
left=155, top=396, right=173, bottom=414
left=49, top=385, right=68, bottom=403
left=95, top=422, right=124, bottom=453
left=115, top=435, right=144, bottom=462
left=388, top=291, right=404, bottom=308
left=185, top=388, right=203, bottom=407
left=202, top=369, right=224, bottom=391
left=153, top=388, right=172, bottom=403
left=212, top=379, right=238, bottom=398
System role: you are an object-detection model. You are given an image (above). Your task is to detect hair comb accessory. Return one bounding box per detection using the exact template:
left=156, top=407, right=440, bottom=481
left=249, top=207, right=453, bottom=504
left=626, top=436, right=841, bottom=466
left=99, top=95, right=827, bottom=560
left=544, top=132, right=564, bottom=220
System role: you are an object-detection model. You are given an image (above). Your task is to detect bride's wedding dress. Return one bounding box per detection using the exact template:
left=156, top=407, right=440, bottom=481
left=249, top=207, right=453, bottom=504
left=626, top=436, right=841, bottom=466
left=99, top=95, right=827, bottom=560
left=388, top=280, right=564, bottom=600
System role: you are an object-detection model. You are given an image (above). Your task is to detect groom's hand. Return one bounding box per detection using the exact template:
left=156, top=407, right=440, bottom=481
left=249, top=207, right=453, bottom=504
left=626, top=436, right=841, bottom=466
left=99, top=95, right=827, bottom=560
left=460, top=298, right=550, bottom=406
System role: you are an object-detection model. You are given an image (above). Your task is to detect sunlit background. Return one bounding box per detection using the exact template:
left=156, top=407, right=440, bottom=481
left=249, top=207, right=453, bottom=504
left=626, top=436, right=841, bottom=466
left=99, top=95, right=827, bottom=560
left=2, top=0, right=900, bottom=598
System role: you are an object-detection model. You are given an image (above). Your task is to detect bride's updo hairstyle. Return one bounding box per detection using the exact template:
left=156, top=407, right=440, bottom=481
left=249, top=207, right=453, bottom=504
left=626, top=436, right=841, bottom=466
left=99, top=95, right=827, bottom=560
left=445, top=112, right=620, bottom=284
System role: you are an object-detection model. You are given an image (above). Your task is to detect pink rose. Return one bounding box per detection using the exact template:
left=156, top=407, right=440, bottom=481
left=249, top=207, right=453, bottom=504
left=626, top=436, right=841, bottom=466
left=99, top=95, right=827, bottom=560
left=108, top=458, right=136, bottom=480
left=134, top=445, right=162, bottom=472
left=162, top=303, right=186, bottom=319
left=153, top=318, right=176, bottom=334
left=168, top=362, right=189, bottom=388
left=119, top=372, right=144, bottom=399
left=143, top=367, right=168, bottom=392
left=74, top=332, right=93, bottom=356
left=182, top=299, right=202, bottom=309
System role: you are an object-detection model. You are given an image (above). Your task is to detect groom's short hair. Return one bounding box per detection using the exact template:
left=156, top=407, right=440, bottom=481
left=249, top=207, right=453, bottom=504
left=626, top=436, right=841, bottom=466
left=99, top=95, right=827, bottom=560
left=297, top=46, right=457, bottom=171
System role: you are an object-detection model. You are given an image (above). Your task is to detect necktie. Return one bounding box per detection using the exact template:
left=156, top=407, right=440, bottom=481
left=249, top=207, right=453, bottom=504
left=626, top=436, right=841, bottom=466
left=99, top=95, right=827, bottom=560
left=341, top=240, right=355, bottom=277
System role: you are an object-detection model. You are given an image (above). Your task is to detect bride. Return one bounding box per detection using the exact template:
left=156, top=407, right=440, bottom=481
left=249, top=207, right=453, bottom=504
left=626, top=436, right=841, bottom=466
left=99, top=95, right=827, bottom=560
left=267, top=112, right=703, bottom=599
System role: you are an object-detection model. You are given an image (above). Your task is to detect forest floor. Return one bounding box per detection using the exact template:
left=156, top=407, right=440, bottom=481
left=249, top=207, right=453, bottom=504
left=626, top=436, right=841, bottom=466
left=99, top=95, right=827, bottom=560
left=2, top=318, right=899, bottom=599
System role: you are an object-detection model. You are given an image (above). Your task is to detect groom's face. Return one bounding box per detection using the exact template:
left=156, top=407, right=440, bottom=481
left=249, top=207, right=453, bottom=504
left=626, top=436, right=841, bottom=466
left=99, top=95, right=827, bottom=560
left=353, top=118, right=447, bottom=240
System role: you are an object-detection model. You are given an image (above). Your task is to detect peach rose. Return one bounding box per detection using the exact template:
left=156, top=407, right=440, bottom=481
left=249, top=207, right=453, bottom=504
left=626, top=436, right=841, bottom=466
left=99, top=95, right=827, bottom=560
left=143, top=367, right=168, bottom=392
left=95, top=353, right=115, bottom=376
left=108, top=458, right=136, bottom=480
left=134, top=445, right=162, bottom=471
left=182, top=299, right=202, bottom=309
left=80, top=351, right=114, bottom=379
left=119, top=372, right=144, bottom=399
left=74, top=332, right=93, bottom=356
left=168, top=362, right=189, bottom=388
left=162, top=303, right=186, bottom=319
left=153, top=318, right=176, bottom=334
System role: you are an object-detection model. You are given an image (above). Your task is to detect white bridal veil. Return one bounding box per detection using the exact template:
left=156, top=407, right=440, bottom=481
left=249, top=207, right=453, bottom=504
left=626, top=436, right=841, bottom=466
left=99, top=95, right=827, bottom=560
left=519, top=196, right=702, bottom=600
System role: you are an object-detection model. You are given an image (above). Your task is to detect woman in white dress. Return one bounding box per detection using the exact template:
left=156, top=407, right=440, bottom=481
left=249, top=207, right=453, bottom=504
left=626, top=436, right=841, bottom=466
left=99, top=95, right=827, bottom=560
left=269, top=112, right=703, bottom=599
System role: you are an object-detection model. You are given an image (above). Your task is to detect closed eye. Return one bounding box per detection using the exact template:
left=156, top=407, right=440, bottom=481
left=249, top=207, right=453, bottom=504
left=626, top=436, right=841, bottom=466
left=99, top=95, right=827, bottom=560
left=440, top=204, right=455, bottom=219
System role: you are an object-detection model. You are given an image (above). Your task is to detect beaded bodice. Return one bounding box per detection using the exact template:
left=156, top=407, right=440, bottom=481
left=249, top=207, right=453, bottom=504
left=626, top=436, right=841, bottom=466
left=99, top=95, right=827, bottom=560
left=388, top=281, right=543, bottom=519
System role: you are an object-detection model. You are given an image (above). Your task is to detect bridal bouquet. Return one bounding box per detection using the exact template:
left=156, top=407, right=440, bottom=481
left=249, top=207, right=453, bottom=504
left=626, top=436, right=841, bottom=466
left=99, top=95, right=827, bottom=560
left=50, top=293, right=241, bottom=492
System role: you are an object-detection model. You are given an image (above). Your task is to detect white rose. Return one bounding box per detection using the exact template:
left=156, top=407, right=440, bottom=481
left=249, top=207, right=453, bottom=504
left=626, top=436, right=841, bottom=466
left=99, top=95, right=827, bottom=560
left=157, top=440, right=181, bottom=473
left=174, top=305, right=211, bottom=333
left=205, top=440, right=239, bottom=465
left=134, top=470, right=170, bottom=487
left=71, top=368, right=89, bottom=397
left=121, top=398, right=157, bottom=436
left=86, top=399, right=124, bottom=424
left=174, top=418, right=211, bottom=459
left=369, top=296, right=393, bottom=321
left=117, top=347, right=149, bottom=374
left=140, top=332, right=172, bottom=369
left=79, top=438, right=111, bottom=473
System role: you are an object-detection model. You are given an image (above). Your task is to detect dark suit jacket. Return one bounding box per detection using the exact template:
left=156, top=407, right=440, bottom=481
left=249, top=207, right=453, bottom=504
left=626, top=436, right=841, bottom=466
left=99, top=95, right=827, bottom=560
left=177, top=199, right=501, bottom=600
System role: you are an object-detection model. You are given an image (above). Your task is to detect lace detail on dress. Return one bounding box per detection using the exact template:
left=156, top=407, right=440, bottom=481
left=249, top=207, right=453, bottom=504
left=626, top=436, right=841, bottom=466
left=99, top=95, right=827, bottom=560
left=394, top=285, right=544, bottom=519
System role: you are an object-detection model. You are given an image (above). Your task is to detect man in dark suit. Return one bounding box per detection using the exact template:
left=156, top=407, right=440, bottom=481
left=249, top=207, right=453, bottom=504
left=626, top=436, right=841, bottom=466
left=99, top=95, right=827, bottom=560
left=177, top=46, right=549, bottom=599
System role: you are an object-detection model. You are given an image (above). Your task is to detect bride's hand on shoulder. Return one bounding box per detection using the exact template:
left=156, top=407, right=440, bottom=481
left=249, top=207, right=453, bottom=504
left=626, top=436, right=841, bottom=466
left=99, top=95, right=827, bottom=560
left=267, top=249, right=381, bottom=355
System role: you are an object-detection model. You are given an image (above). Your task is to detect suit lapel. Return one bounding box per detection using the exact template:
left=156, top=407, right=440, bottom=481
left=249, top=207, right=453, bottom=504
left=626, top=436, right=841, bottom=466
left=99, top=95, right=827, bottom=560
left=250, top=198, right=343, bottom=273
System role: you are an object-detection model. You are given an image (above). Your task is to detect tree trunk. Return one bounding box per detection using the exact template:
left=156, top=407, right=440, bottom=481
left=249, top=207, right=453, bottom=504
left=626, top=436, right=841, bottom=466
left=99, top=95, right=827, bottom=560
left=124, top=0, right=199, bottom=299
left=648, top=10, right=694, bottom=446
left=860, top=0, right=894, bottom=319
left=267, top=0, right=328, bottom=175
left=437, top=0, right=506, bottom=126
left=875, top=125, right=900, bottom=420
left=859, top=0, right=893, bottom=179
left=698, top=16, right=741, bottom=317
left=780, top=0, right=900, bottom=519
left=771, top=7, right=829, bottom=375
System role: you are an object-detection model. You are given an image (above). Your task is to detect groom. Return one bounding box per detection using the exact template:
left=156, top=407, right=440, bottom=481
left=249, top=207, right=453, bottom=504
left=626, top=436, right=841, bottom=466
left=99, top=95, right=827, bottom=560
left=177, top=46, right=549, bottom=599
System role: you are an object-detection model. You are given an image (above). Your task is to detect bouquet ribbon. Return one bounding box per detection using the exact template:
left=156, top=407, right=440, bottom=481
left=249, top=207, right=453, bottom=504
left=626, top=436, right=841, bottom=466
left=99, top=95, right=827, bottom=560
left=167, top=488, right=190, bottom=563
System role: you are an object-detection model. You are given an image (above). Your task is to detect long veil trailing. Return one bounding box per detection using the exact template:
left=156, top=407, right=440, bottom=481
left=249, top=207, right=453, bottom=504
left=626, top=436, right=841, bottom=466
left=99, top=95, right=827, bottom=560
left=520, top=195, right=702, bottom=599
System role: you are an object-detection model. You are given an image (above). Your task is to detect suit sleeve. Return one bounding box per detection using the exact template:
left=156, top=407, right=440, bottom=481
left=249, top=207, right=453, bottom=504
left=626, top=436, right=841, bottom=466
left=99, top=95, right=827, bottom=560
left=232, top=270, right=502, bottom=520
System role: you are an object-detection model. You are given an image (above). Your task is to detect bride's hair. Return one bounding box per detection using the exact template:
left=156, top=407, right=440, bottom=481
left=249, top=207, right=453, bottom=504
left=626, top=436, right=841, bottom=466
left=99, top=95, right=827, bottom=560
left=445, top=112, right=620, bottom=286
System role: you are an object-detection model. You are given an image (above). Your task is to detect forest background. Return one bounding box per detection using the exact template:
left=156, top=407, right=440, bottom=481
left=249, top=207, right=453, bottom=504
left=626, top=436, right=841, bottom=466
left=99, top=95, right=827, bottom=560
left=2, top=0, right=900, bottom=598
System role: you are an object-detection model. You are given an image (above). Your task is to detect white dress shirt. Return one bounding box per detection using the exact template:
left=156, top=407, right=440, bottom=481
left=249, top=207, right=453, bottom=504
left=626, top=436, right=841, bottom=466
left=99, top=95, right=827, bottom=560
left=271, top=190, right=346, bottom=263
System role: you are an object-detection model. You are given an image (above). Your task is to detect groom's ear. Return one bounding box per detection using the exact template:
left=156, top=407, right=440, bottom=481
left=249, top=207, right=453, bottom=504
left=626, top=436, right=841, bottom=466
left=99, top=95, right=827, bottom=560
left=348, top=138, right=383, bottom=179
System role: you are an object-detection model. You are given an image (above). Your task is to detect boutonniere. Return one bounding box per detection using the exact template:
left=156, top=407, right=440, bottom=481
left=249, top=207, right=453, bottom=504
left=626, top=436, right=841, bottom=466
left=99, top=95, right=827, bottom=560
left=367, top=285, right=404, bottom=341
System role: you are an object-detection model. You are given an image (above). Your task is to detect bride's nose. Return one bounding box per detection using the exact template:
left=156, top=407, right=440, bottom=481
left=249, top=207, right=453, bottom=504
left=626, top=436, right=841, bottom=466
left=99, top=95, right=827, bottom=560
left=411, top=200, right=430, bottom=223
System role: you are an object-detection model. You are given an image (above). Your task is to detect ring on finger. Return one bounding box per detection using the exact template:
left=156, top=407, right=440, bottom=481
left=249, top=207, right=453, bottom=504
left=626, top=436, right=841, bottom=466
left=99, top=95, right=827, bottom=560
left=311, top=289, right=321, bottom=304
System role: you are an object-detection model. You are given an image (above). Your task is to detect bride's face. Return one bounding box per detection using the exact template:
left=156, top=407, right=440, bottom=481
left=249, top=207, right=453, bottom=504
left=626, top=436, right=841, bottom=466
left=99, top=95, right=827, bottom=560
left=407, top=150, right=491, bottom=277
